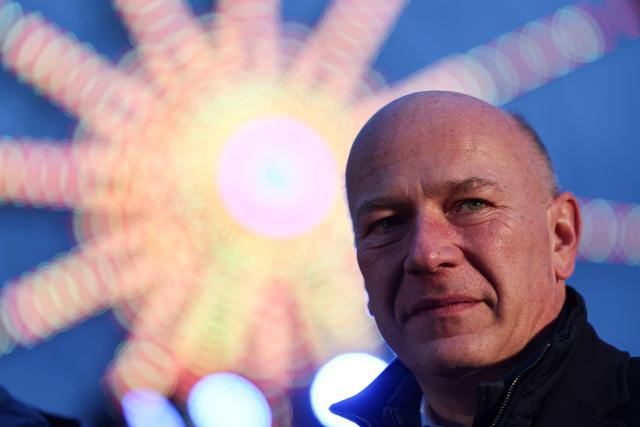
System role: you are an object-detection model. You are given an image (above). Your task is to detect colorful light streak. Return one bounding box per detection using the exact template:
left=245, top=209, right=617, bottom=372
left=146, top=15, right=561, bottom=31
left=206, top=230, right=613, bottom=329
left=0, top=0, right=638, bottom=423
left=579, top=198, right=640, bottom=265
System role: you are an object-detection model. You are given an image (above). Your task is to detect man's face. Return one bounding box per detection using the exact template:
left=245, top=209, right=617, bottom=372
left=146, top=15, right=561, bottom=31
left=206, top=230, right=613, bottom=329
left=347, top=94, right=568, bottom=377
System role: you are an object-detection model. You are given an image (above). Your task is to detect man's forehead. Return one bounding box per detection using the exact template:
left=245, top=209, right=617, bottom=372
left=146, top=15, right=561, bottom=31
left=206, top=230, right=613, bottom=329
left=353, top=92, right=514, bottom=149
left=346, top=92, right=531, bottom=184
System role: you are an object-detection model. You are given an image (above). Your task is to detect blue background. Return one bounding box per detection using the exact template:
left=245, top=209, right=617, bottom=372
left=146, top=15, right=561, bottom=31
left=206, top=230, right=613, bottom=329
left=0, top=1, right=638, bottom=426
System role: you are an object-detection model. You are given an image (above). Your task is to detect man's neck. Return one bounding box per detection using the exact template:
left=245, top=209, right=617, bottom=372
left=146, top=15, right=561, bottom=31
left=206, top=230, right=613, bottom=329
left=419, top=370, right=481, bottom=427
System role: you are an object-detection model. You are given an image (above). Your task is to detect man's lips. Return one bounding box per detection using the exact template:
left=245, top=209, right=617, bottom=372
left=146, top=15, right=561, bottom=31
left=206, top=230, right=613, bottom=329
left=405, top=296, right=482, bottom=320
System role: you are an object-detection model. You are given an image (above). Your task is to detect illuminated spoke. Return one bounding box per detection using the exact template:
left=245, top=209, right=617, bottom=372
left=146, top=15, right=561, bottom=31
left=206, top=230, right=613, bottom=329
left=210, top=7, right=246, bottom=79
left=290, top=0, right=406, bottom=99
left=0, top=139, right=81, bottom=208
left=355, top=0, right=640, bottom=117
left=108, top=256, right=204, bottom=398
left=174, top=272, right=260, bottom=378
left=114, top=0, right=214, bottom=90
left=0, top=12, right=157, bottom=140
left=238, top=284, right=299, bottom=387
left=0, top=139, right=111, bottom=209
left=0, top=139, right=166, bottom=211
left=108, top=334, right=180, bottom=399
left=0, top=223, right=160, bottom=346
left=216, top=0, right=281, bottom=76
left=578, top=198, right=640, bottom=265
left=296, top=260, right=377, bottom=361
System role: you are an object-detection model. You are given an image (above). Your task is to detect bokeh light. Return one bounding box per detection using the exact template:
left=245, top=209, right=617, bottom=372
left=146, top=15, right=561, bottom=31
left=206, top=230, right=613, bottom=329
left=356, top=0, right=638, bottom=112
left=216, top=116, right=338, bottom=238
left=310, top=352, right=387, bottom=427
left=578, top=198, right=640, bottom=264
left=620, top=205, right=640, bottom=265
left=122, top=389, right=186, bottom=427
left=187, top=373, right=271, bottom=427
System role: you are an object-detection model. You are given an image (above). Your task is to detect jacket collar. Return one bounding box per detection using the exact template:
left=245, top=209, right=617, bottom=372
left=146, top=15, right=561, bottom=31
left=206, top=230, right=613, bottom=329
left=530, top=311, right=631, bottom=427
left=330, top=287, right=631, bottom=427
left=330, top=359, right=422, bottom=427
left=498, top=288, right=631, bottom=427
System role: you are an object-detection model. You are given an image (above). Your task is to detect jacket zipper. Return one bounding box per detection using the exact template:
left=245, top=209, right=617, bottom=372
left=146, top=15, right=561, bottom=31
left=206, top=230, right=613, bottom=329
left=488, top=343, right=551, bottom=427
left=346, top=413, right=375, bottom=427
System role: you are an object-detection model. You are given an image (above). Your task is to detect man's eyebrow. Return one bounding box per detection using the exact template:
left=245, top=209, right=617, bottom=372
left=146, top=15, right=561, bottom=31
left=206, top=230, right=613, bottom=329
left=353, top=177, right=503, bottom=222
left=449, top=176, right=504, bottom=194
left=354, top=196, right=403, bottom=223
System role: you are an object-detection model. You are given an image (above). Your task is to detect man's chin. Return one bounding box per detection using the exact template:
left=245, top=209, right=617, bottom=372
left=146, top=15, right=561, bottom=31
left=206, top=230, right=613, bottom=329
left=404, top=334, right=499, bottom=378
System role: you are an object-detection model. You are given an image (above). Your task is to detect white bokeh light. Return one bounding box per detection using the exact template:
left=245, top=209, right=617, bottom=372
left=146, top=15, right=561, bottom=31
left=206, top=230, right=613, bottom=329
left=122, top=389, right=186, bottom=427
left=187, top=373, right=272, bottom=427
left=310, top=352, right=388, bottom=427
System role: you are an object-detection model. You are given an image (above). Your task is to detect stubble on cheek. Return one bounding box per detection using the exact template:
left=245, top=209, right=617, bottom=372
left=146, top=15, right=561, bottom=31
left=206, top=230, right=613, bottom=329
left=398, top=328, right=506, bottom=376
left=388, top=301, right=500, bottom=369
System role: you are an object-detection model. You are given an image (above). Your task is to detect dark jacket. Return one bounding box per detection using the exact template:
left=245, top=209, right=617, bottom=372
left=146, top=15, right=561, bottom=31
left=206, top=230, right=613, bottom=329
left=330, top=287, right=640, bottom=427
left=0, top=386, right=80, bottom=427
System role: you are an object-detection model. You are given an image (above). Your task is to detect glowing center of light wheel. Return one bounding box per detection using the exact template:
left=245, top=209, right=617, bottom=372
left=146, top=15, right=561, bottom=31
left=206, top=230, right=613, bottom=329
left=217, top=116, right=338, bottom=238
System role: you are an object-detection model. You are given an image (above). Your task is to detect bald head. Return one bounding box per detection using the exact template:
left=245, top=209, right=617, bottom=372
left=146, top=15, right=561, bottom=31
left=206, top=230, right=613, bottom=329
left=346, top=91, right=558, bottom=213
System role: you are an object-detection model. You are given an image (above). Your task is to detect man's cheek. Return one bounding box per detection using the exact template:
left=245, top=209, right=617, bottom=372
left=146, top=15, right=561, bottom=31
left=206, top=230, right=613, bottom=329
left=365, top=286, right=390, bottom=319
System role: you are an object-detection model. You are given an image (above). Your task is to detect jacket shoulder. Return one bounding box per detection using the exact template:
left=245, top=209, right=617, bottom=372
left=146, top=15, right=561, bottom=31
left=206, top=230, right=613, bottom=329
left=533, top=322, right=638, bottom=427
left=0, top=385, right=50, bottom=427
left=0, top=386, right=81, bottom=427
left=627, top=357, right=640, bottom=394
left=607, top=356, right=640, bottom=426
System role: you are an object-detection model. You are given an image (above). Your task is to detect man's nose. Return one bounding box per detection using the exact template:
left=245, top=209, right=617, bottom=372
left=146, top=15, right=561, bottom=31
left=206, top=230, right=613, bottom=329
left=403, top=214, right=463, bottom=275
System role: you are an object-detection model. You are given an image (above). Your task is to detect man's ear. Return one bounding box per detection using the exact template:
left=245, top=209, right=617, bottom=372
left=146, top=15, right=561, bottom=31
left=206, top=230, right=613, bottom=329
left=548, top=192, right=582, bottom=281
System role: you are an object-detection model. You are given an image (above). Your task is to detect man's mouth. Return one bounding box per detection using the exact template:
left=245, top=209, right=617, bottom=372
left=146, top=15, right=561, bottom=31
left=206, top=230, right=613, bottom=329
left=406, top=296, right=481, bottom=320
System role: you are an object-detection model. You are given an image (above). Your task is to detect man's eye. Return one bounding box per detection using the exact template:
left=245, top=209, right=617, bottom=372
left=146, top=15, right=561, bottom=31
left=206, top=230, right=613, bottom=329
left=369, top=216, right=403, bottom=234
left=456, top=199, right=489, bottom=213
